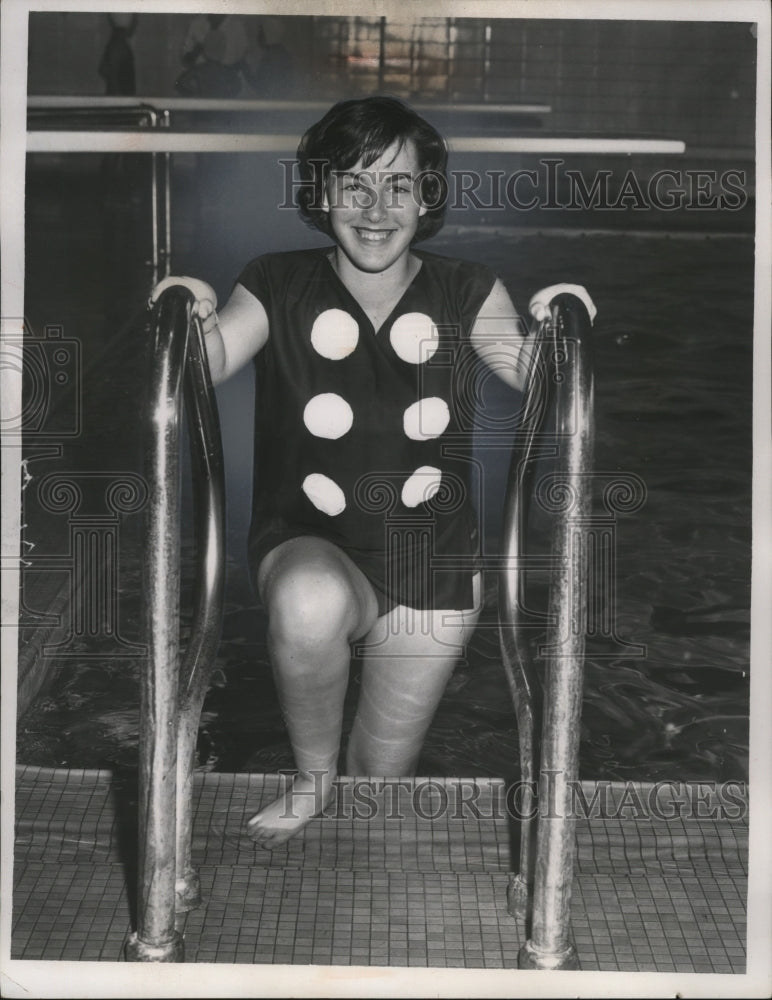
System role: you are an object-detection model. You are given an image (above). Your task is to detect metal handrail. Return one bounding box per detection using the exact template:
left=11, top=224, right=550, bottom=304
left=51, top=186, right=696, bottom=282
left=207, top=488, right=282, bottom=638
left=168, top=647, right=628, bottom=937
left=27, top=95, right=552, bottom=115
left=26, top=130, right=686, bottom=155
left=175, top=307, right=226, bottom=914
left=125, top=287, right=225, bottom=963
left=498, top=315, right=550, bottom=916
left=499, top=294, right=595, bottom=970
left=27, top=107, right=157, bottom=130
left=27, top=101, right=171, bottom=285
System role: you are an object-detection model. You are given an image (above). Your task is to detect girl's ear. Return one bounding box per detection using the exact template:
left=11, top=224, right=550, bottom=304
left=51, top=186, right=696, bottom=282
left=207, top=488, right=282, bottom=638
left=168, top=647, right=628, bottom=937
left=321, top=183, right=330, bottom=214
left=418, top=201, right=428, bottom=217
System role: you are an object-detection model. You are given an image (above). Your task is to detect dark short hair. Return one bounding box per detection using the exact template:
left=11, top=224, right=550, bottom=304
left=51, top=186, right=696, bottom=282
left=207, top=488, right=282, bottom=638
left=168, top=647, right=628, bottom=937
left=296, top=96, right=448, bottom=243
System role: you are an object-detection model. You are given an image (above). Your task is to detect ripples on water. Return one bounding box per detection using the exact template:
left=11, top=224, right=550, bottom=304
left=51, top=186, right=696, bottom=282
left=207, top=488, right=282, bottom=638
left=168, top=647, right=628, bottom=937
left=17, top=233, right=753, bottom=782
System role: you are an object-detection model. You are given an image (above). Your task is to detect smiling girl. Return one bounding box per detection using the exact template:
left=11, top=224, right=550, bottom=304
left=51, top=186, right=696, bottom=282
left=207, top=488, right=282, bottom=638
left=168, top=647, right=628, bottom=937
left=153, top=96, right=593, bottom=848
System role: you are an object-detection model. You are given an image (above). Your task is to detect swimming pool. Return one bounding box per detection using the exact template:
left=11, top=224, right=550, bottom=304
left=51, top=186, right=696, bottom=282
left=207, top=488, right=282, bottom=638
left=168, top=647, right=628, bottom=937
left=17, top=220, right=753, bottom=784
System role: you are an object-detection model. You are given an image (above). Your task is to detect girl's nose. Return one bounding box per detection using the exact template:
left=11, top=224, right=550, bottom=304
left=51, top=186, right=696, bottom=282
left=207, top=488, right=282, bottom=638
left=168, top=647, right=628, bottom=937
left=362, top=187, right=387, bottom=222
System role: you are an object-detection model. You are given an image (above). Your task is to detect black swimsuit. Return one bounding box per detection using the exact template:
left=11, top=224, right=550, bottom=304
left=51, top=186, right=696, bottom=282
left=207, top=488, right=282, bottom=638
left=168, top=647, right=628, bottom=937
left=238, top=246, right=497, bottom=614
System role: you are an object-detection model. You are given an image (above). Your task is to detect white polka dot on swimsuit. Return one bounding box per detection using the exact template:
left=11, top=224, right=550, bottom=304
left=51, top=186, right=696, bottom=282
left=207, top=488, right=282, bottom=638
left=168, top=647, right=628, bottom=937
left=401, top=466, right=443, bottom=508
left=302, top=473, right=346, bottom=516
left=310, top=309, right=359, bottom=360
left=403, top=397, right=450, bottom=441
left=389, top=312, right=439, bottom=365
left=303, top=393, right=354, bottom=439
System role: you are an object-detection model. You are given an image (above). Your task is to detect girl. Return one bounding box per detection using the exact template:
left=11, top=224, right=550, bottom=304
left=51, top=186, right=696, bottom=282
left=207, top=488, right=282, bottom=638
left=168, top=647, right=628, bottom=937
left=153, top=96, right=594, bottom=848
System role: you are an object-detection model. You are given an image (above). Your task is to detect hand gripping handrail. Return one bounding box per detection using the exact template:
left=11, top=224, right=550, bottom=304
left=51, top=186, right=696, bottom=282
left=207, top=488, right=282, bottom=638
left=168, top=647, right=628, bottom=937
left=125, top=287, right=225, bottom=962
left=499, top=294, right=595, bottom=970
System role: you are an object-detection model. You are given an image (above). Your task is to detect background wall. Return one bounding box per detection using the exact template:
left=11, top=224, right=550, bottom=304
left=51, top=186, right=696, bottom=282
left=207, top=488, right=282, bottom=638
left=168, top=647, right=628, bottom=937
left=27, top=13, right=757, bottom=154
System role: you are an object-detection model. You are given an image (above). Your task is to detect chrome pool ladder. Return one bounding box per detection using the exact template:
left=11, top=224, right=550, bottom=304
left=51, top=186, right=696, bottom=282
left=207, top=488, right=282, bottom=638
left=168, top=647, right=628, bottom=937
left=127, top=287, right=594, bottom=967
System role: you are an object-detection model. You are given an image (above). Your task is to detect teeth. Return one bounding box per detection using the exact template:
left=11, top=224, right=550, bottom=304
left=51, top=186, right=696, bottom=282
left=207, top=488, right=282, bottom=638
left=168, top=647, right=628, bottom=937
left=357, top=230, right=392, bottom=242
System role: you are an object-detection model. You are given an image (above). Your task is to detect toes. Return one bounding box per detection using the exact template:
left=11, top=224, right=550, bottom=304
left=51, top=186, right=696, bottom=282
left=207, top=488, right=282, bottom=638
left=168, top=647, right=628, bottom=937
left=246, top=820, right=265, bottom=842
left=246, top=823, right=271, bottom=848
left=250, top=828, right=286, bottom=851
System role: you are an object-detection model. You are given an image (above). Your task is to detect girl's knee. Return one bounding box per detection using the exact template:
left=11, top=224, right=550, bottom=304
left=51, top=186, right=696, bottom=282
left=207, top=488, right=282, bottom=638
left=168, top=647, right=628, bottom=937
left=265, top=555, right=362, bottom=648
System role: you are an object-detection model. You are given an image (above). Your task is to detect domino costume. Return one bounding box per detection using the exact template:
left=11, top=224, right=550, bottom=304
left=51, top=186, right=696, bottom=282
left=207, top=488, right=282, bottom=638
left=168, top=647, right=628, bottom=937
left=238, top=247, right=498, bottom=615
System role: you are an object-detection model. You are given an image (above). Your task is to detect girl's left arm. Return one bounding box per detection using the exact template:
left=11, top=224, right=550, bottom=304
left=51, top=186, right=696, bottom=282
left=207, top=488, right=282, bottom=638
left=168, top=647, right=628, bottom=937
left=469, top=278, right=533, bottom=394
left=470, top=279, right=597, bottom=394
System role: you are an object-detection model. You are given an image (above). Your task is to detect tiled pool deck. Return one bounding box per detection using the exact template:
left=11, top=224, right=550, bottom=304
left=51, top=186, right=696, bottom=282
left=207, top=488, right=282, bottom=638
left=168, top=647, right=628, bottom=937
left=12, top=766, right=747, bottom=972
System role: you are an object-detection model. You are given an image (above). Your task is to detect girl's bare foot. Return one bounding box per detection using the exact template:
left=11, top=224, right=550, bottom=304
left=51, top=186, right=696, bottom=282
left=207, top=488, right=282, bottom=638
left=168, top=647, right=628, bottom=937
left=246, top=769, right=335, bottom=849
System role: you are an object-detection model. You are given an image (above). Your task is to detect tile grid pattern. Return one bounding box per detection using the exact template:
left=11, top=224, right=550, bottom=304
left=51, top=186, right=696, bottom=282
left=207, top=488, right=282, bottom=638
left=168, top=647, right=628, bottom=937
left=13, top=766, right=747, bottom=970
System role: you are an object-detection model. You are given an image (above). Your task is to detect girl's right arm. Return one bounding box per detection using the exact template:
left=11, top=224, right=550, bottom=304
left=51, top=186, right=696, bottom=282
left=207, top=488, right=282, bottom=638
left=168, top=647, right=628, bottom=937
left=202, top=283, right=269, bottom=386
left=150, top=277, right=269, bottom=386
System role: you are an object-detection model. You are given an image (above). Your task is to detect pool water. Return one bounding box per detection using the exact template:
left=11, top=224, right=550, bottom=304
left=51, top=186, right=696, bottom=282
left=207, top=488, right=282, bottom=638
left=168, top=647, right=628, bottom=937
left=17, top=227, right=753, bottom=783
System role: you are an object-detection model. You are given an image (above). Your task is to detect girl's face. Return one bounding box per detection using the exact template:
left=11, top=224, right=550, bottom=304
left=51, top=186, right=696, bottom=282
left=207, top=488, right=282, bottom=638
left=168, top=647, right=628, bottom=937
left=322, top=139, right=427, bottom=274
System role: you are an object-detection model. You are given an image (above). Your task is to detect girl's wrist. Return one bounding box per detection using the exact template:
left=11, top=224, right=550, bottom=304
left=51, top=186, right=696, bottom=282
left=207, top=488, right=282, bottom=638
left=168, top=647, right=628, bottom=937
left=201, top=309, right=219, bottom=336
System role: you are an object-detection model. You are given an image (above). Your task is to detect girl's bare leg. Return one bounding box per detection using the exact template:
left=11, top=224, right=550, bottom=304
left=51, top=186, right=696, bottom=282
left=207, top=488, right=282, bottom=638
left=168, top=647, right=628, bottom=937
left=346, top=573, right=482, bottom=777
left=247, top=537, right=379, bottom=849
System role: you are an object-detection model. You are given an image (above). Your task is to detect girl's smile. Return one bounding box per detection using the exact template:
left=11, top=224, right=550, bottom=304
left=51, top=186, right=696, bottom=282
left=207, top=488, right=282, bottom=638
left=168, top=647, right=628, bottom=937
left=354, top=227, right=396, bottom=242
